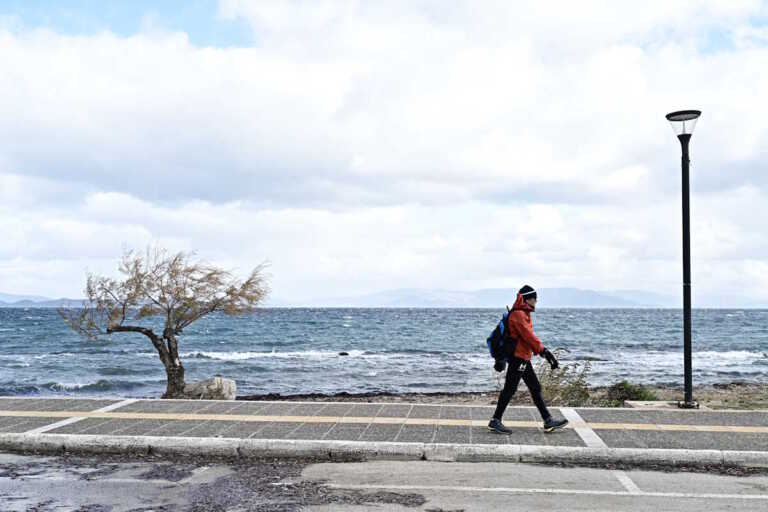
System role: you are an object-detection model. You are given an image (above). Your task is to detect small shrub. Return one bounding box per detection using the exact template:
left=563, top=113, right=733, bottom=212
left=605, top=380, right=658, bottom=403
left=534, top=349, right=591, bottom=407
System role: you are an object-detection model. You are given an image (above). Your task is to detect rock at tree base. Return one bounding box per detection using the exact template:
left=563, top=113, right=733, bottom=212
left=183, top=377, right=236, bottom=400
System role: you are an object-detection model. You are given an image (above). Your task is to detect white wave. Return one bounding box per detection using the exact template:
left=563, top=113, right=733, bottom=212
left=48, top=381, right=91, bottom=390
left=181, top=349, right=367, bottom=361
left=20, top=347, right=762, bottom=369
left=0, top=354, right=31, bottom=367
left=585, top=350, right=768, bottom=380
left=607, top=350, right=767, bottom=363
left=693, top=350, right=768, bottom=361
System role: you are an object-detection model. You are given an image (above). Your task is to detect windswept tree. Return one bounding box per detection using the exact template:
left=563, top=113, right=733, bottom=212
left=61, top=247, right=269, bottom=398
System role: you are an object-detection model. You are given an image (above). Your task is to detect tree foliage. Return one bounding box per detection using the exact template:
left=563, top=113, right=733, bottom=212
left=60, top=247, right=269, bottom=398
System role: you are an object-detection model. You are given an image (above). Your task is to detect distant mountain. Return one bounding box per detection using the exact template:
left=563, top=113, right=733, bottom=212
left=0, top=292, right=52, bottom=303
left=303, top=287, right=679, bottom=308
left=0, top=295, right=82, bottom=308
left=11, top=288, right=765, bottom=309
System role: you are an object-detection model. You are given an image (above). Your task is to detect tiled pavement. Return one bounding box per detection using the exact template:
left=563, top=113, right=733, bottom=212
left=1, top=397, right=767, bottom=453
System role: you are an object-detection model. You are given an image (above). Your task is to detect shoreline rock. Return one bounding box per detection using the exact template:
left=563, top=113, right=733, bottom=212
left=236, top=382, right=768, bottom=409
left=183, top=377, right=236, bottom=400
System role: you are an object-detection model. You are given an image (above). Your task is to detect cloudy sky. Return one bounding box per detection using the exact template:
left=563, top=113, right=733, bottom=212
left=2, top=0, right=768, bottom=306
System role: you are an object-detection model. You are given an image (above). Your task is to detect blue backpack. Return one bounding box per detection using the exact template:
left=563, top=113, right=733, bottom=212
left=486, top=307, right=517, bottom=361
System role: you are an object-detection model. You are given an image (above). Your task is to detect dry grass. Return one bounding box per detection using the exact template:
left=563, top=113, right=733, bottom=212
left=533, top=349, right=592, bottom=406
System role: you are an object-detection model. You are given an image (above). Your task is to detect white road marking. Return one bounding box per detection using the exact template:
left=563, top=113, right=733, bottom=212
left=613, top=471, right=643, bottom=494
left=328, top=483, right=768, bottom=501
left=96, top=399, right=141, bottom=413
left=560, top=407, right=606, bottom=448
left=560, top=407, right=642, bottom=494
left=24, top=399, right=138, bottom=435
left=23, top=416, right=85, bottom=434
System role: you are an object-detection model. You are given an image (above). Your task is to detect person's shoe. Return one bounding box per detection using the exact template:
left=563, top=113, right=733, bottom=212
left=488, top=418, right=514, bottom=435
left=543, top=417, right=569, bottom=433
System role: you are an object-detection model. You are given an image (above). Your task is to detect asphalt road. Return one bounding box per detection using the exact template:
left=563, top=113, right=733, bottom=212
left=300, top=460, right=768, bottom=511
left=2, top=453, right=768, bottom=511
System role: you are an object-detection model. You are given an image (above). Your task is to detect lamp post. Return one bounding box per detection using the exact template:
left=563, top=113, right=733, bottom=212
left=665, top=109, right=701, bottom=409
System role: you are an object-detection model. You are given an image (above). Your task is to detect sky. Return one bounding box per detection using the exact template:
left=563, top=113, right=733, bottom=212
left=1, top=0, right=768, bottom=307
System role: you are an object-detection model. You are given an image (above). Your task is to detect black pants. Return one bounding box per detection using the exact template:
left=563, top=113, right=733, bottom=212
left=493, top=358, right=551, bottom=421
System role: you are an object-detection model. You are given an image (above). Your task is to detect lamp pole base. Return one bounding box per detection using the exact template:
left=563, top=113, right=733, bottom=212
left=677, top=400, right=699, bottom=409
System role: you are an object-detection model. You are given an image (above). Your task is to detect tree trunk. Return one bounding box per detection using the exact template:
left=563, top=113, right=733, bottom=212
left=163, top=362, right=186, bottom=399
left=107, top=324, right=188, bottom=398
left=162, top=329, right=186, bottom=398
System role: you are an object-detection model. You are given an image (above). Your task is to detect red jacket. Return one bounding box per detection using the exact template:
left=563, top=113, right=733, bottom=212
left=507, top=292, right=544, bottom=361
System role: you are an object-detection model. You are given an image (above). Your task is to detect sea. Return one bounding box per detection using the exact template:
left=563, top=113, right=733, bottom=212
left=0, top=308, right=767, bottom=398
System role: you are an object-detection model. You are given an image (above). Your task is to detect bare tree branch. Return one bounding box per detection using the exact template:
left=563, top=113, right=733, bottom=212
left=60, top=245, right=270, bottom=398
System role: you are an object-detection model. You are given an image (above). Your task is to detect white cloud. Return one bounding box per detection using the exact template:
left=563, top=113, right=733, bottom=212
left=4, top=184, right=766, bottom=305
left=2, top=1, right=768, bottom=303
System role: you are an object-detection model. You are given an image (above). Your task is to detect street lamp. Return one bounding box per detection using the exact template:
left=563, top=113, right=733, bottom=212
left=665, top=109, right=701, bottom=409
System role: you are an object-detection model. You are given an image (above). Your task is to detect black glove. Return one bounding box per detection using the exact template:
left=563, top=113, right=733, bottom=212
left=541, top=348, right=559, bottom=370
left=494, top=359, right=506, bottom=372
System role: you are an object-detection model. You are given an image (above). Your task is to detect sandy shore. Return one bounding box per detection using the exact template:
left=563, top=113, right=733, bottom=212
left=237, top=382, right=768, bottom=410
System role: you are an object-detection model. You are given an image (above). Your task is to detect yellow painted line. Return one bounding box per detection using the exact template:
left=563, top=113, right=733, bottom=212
left=338, top=416, right=374, bottom=424
left=470, top=420, right=539, bottom=429
left=0, top=410, right=541, bottom=428
left=1, top=411, right=82, bottom=419
left=1, top=410, right=767, bottom=434
left=588, top=422, right=768, bottom=434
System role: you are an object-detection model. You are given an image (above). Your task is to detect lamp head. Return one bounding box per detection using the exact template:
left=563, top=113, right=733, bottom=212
left=666, top=110, right=701, bottom=137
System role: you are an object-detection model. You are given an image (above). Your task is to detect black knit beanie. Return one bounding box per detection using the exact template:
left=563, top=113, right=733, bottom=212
left=519, top=285, right=537, bottom=300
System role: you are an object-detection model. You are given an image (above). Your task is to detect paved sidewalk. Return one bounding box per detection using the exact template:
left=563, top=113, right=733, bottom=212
left=1, top=397, right=767, bottom=468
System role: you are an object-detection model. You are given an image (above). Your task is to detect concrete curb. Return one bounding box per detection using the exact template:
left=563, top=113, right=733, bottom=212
left=2, top=433, right=768, bottom=469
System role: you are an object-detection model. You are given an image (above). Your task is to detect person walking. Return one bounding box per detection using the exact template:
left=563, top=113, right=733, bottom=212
left=488, top=285, right=569, bottom=434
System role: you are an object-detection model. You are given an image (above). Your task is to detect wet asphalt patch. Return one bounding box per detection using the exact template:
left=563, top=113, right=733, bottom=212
left=0, top=452, right=427, bottom=512
left=9, top=451, right=767, bottom=511
left=187, top=457, right=426, bottom=512
left=136, top=463, right=196, bottom=483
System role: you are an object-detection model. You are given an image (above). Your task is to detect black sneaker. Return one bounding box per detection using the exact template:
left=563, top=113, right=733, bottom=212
left=543, top=417, right=569, bottom=433
left=488, top=418, right=514, bottom=435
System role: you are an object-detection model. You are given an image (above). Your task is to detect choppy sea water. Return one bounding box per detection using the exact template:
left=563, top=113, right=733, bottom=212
left=0, top=308, right=766, bottom=398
